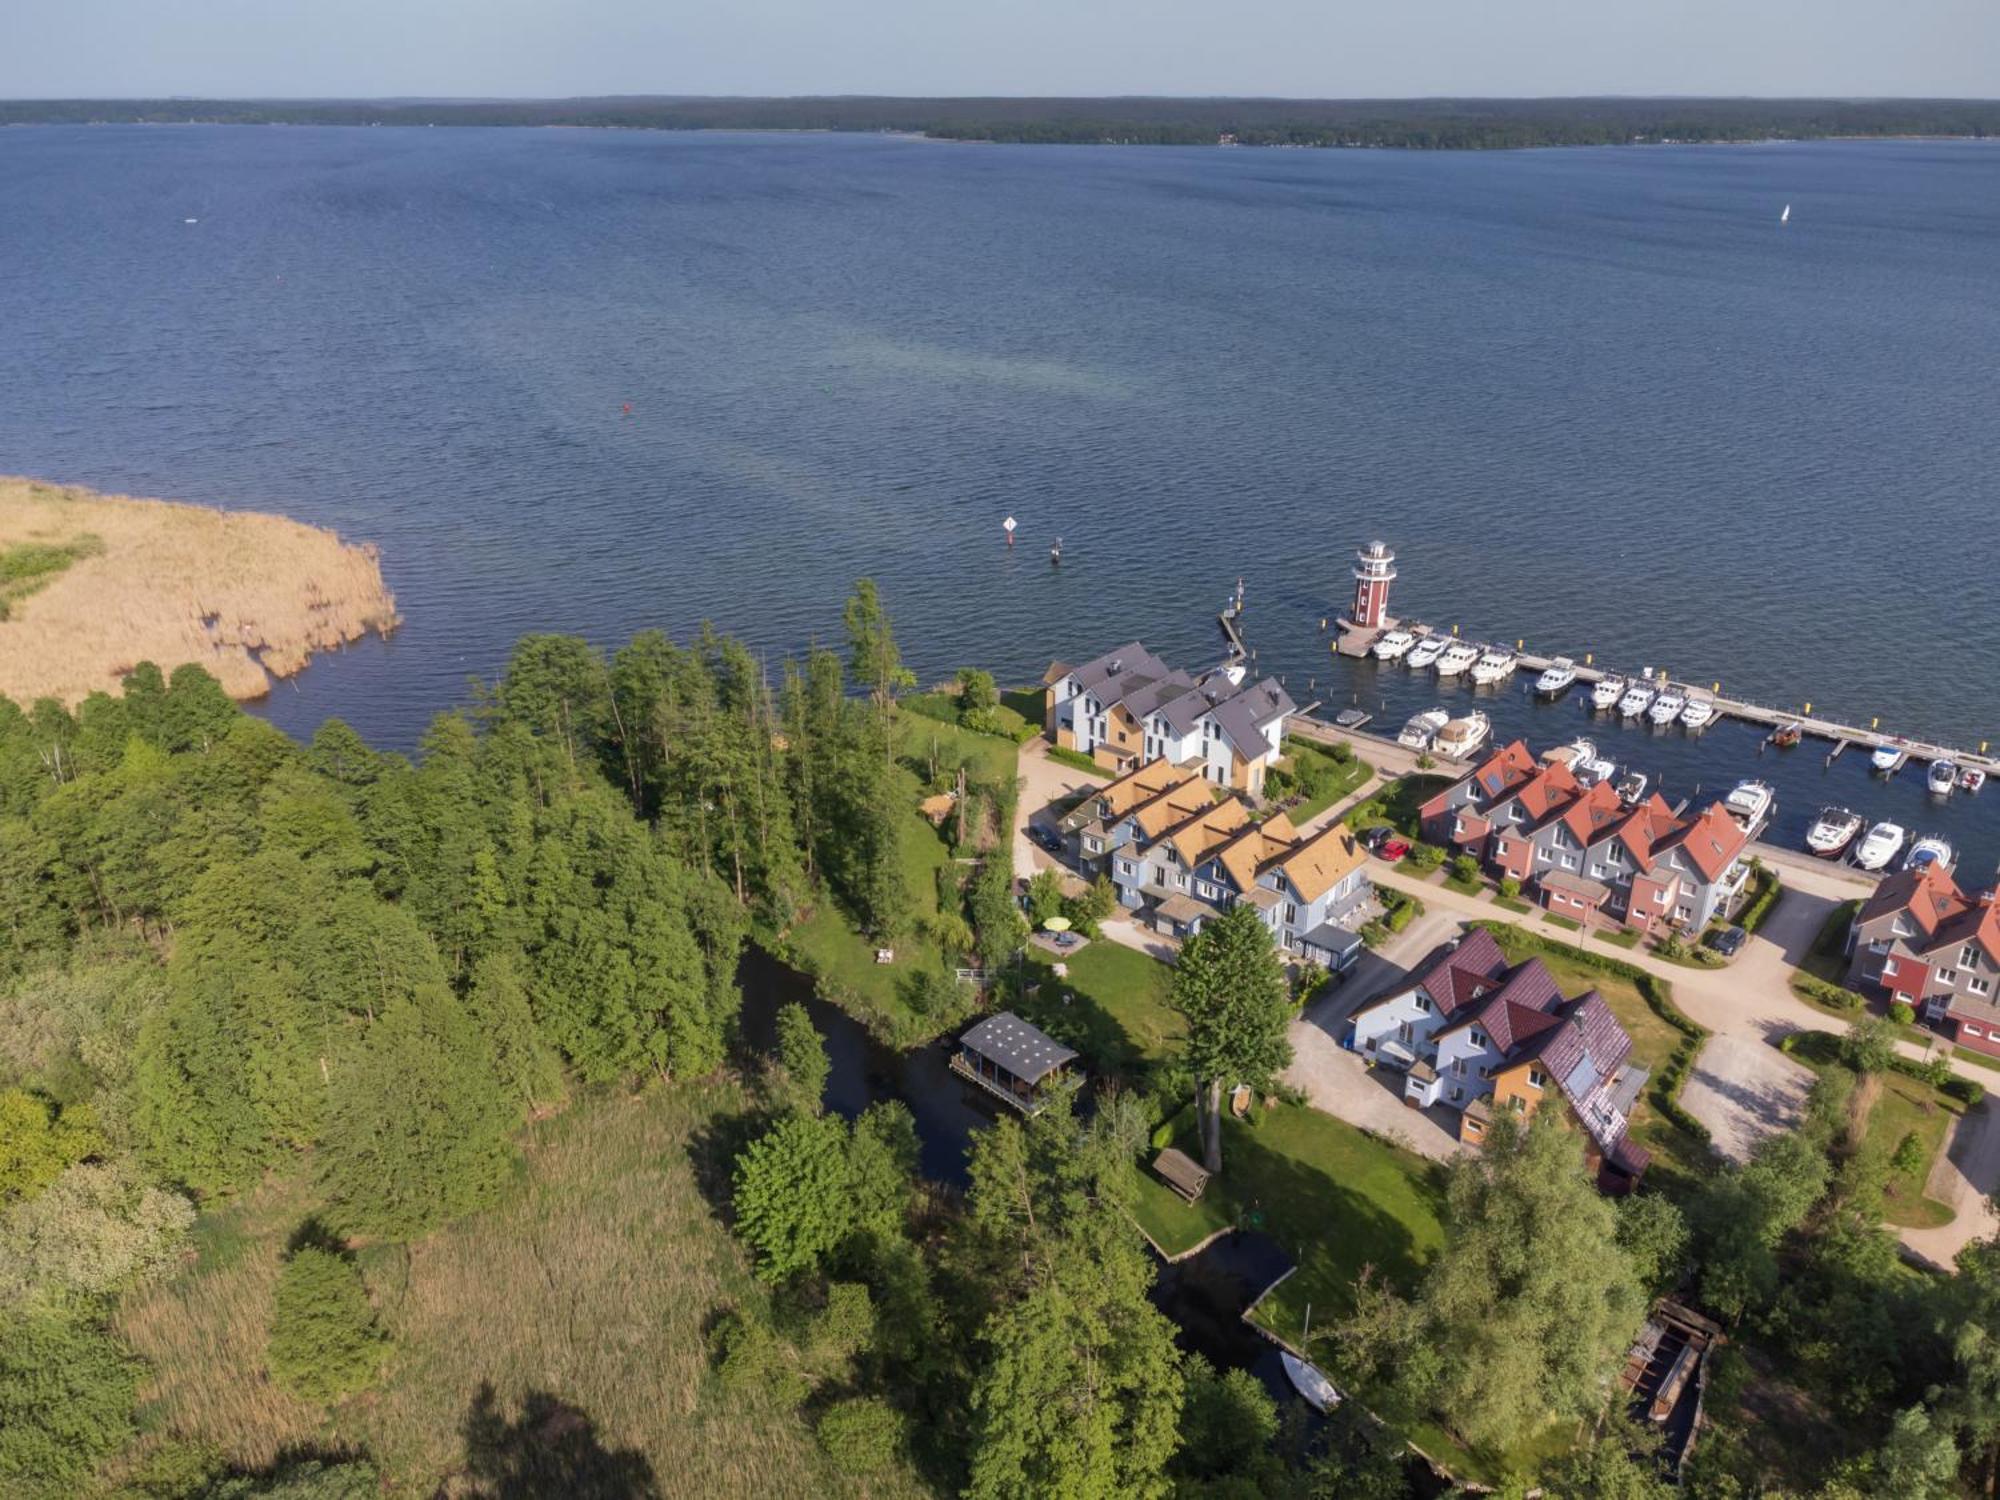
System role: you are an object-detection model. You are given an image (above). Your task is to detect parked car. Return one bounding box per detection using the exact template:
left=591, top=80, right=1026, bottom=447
left=1706, top=925, right=1749, bottom=958
left=1378, top=838, right=1410, bottom=863
left=1361, top=826, right=1393, bottom=852
left=1031, top=827, right=1065, bottom=854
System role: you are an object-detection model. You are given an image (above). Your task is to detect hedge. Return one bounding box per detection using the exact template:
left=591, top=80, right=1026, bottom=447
left=1470, top=921, right=1712, bottom=1146
left=1045, top=745, right=1113, bottom=778
left=1738, top=863, right=1783, bottom=934
left=1795, top=975, right=1866, bottom=1012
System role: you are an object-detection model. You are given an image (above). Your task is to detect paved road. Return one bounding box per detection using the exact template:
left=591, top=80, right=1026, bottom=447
left=1902, top=1102, right=2000, bottom=1270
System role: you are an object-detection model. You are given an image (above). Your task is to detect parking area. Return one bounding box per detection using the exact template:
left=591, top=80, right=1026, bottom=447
left=1677, top=1030, right=1814, bottom=1165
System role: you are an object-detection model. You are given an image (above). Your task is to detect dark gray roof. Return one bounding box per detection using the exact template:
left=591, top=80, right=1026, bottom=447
left=1299, top=924, right=1365, bottom=961
left=1205, top=676, right=1298, bottom=752
left=1070, top=643, right=1171, bottom=701
left=959, top=1012, right=1079, bottom=1085
left=1603, top=1063, right=1652, bottom=1118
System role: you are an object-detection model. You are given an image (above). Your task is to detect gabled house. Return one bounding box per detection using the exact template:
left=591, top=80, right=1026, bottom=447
left=1265, top=822, right=1373, bottom=967
left=1352, top=930, right=1650, bottom=1192
left=1846, top=865, right=2000, bottom=1054
left=1061, top=758, right=1208, bottom=875
left=1045, top=643, right=1297, bottom=795
left=1421, top=740, right=1751, bottom=936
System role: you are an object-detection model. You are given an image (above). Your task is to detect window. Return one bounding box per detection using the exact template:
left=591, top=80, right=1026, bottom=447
left=1968, top=1026, right=1985, bottom=1038
left=1415, top=995, right=1431, bottom=1013
left=1479, top=1064, right=1494, bottom=1079
left=1528, top=1069, right=1546, bottom=1089
left=1084, top=837, right=1102, bottom=853
left=1452, top=1058, right=1465, bottom=1076
left=1284, top=901, right=1298, bottom=924
left=1972, top=977, right=1993, bottom=997
left=1561, top=854, right=1577, bottom=870
left=1964, top=944, right=1982, bottom=970
left=1939, top=969, right=1960, bottom=987
left=1470, top=1029, right=1487, bottom=1049
left=1450, top=1087, right=1464, bottom=1103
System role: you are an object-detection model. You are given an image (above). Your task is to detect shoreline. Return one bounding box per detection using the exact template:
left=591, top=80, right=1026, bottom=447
left=0, top=476, right=398, bottom=708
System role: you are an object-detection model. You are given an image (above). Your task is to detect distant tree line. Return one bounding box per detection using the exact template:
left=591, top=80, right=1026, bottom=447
left=4, top=95, right=1998, bottom=149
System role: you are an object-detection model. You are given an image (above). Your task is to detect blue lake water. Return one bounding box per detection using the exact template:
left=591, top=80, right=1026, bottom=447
left=2, top=125, right=1997, bottom=871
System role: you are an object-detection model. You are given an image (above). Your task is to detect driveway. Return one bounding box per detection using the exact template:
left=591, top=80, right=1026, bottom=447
left=1902, top=1101, right=2000, bottom=1270
left=1283, top=906, right=1467, bottom=1163
left=1012, top=737, right=1098, bottom=893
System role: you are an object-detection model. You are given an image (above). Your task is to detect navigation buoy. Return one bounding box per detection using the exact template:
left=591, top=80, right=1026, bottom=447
left=1050, top=537, right=1063, bottom=566
left=621, top=403, right=632, bottom=415
left=1003, top=515, right=1017, bottom=546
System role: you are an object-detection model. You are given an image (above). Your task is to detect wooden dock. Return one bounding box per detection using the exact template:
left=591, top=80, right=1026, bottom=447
left=1333, top=623, right=2000, bottom=779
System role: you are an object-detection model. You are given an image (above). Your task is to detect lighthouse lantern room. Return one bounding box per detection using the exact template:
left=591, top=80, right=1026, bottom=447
left=1350, top=542, right=1397, bottom=630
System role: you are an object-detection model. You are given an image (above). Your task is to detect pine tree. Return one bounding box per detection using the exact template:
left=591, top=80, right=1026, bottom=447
left=1169, top=904, right=1292, bottom=1172
left=266, top=1244, right=388, bottom=1401
left=464, top=949, right=564, bottom=1121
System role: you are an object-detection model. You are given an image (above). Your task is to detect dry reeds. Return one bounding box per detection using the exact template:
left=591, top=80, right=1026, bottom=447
left=0, top=476, right=397, bottom=708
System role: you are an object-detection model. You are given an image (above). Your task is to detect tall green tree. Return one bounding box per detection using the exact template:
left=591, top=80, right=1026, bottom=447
left=842, top=579, right=915, bottom=767
left=266, top=1244, right=389, bottom=1401
left=773, top=1002, right=829, bottom=1116
left=463, top=949, right=565, bottom=1122
left=0, top=1307, right=138, bottom=1499
left=1169, top=904, right=1292, bottom=1172
left=731, top=1111, right=855, bottom=1282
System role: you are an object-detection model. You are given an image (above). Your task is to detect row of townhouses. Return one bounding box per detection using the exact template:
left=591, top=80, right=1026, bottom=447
left=1346, top=928, right=1652, bottom=1192
left=1044, top=642, right=1296, bottom=797
left=1845, top=863, right=2000, bottom=1056
left=1420, top=741, right=1752, bottom=936
left=1061, top=756, right=1370, bottom=972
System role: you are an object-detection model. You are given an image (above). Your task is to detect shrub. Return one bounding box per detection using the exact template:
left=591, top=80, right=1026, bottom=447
left=1406, top=842, right=1444, bottom=872
left=1449, top=854, right=1481, bottom=886
left=0, top=1307, right=138, bottom=1499
left=1498, top=876, right=1521, bottom=900
left=1386, top=899, right=1417, bottom=934
left=1839, top=1018, right=1899, bottom=1076
left=807, top=1282, right=875, bottom=1368
left=266, top=1245, right=388, bottom=1402
left=961, top=706, right=1013, bottom=738
left=1046, top=746, right=1109, bottom=778
left=711, top=1308, right=809, bottom=1405
left=1892, top=1131, right=1926, bottom=1175
left=816, top=1396, right=904, bottom=1474
left=1946, top=1076, right=1986, bottom=1108
left=1796, top=975, right=1867, bottom=1011
left=0, top=1160, right=194, bottom=1304
left=1739, top=865, right=1783, bottom=933
left=1889, top=1001, right=1916, bottom=1026
left=956, top=667, right=999, bottom=713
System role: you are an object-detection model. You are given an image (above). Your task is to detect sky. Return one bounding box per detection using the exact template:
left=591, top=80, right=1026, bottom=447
left=5, top=0, right=1998, bottom=100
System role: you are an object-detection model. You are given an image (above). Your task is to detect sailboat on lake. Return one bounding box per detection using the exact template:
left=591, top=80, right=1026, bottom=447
left=1780, top=204, right=1791, bottom=224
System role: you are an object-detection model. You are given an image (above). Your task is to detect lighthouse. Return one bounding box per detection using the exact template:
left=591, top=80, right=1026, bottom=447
left=1350, top=541, right=1397, bottom=629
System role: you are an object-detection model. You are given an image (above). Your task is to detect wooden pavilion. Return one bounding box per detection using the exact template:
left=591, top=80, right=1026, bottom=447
left=950, top=1012, right=1080, bottom=1114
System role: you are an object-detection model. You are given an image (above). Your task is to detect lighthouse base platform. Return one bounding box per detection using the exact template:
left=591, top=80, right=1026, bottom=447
left=1333, top=615, right=1398, bottom=659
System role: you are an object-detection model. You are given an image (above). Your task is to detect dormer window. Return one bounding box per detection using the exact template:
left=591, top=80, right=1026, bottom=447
left=1470, top=1029, right=1488, bottom=1049
left=1963, top=944, right=1982, bottom=970
left=1414, top=995, right=1431, bottom=1013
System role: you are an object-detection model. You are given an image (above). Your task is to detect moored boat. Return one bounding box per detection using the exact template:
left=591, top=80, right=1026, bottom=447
left=1615, top=769, right=1649, bottom=805
left=1397, top=707, right=1450, bottom=750
left=1805, top=807, right=1863, bottom=858
left=1853, top=821, right=1906, bottom=872
left=1904, top=835, right=1956, bottom=873
left=1435, top=641, right=1480, bottom=678
left=1591, top=676, right=1625, bottom=712
left=1534, top=657, right=1577, bottom=698
left=1470, top=648, right=1517, bottom=686
left=1281, top=1352, right=1341, bottom=1413
left=1371, top=628, right=1415, bottom=662
left=1648, top=690, right=1687, bottom=727
left=1680, top=697, right=1716, bottom=731
left=1928, top=759, right=1958, bottom=796
left=1871, top=741, right=1909, bottom=775
left=1770, top=722, right=1803, bottom=749
left=1434, top=710, right=1491, bottom=760
left=1964, top=767, right=1989, bottom=793
left=1723, top=779, right=1777, bottom=838
left=1617, top=681, right=1656, bottom=718
left=1406, top=634, right=1445, bottom=669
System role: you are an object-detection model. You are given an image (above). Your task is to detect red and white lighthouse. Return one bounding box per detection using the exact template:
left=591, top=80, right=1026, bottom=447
left=1350, top=541, right=1397, bottom=629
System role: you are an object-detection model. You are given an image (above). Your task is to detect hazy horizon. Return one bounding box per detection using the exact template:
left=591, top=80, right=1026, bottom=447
left=8, top=0, right=1999, bottom=101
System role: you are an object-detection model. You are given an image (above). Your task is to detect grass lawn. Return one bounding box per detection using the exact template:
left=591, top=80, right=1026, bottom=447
left=895, top=706, right=1021, bottom=788
left=1343, top=774, right=1454, bottom=840
left=1783, top=1031, right=1962, bottom=1229
left=1132, top=1104, right=1447, bottom=1340
left=1443, top=872, right=1485, bottom=897
left=1272, top=739, right=1373, bottom=824
left=1957, top=1046, right=2000, bottom=1076
left=117, top=1084, right=933, bottom=1500
left=1544, top=914, right=1581, bottom=932
left=1493, top=896, right=1531, bottom=914
left=1021, top=940, right=1181, bottom=1081
left=1001, top=685, right=1045, bottom=723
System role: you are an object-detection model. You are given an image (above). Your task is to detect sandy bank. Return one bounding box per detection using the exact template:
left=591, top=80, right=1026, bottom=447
left=0, top=477, right=398, bottom=707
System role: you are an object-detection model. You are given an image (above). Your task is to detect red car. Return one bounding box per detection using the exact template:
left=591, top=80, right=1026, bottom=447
left=1378, top=838, right=1410, bottom=863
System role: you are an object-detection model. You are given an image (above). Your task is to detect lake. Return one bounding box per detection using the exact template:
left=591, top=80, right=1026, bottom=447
left=3, top=125, right=1997, bottom=868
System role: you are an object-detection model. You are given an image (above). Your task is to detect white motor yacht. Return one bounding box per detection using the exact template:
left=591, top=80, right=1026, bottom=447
left=1679, top=698, right=1716, bottom=731
left=1435, top=641, right=1480, bottom=677
left=1574, top=748, right=1619, bottom=786
left=1804, top=807, right=1863, bottom=859
left=1470, top=648, right=1518, bottom=686
left=1397, top=707, right=1450, bottom=750
left=1928, top=759, right=1958, bottom=796
left=1405, top=634, right=1446, bottom=669
left=1648, top=691, right=1687, bottom=727
left=1590, top=676, right=1625, bottom=712
left=1615, top=770, right=1650, bottom=805
left=1434, top=710, right=1491, bottom=760
left=1617, top=681, right=1657, bottom=718
left=1534, top=657, right=1577, bottom=698
left=1723, top=779, right=1777, bottom=838
left=1904, top=835, right=1956, bottom=874
left=1852, top=821, right=1906, bottom=872
left=1871, top=742, right=1909, bottom=775
left=1371, top=628, right=1416, bottom=662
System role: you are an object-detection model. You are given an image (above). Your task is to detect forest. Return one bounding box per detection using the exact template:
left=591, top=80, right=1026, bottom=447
left=5, top=580, right=2000, bottom=1498
left=5, top=95, right=2000, bottom=150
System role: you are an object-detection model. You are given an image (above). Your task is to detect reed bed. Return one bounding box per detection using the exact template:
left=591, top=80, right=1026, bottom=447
left=0, top=476, right=397, bottom=707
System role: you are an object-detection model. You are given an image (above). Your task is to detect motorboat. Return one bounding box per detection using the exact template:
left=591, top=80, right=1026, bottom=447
left=1281, top=1352, right=1341, bottom=1413
left=1617, top=681, right=1657, bottom=718
left=1434, top=710, right=1492, bottom=760
left=1534, top=657, right=1577, bottom=698
left=1470, top=648, right=1518, bottom=686
left=1805, top=807, right=1863, bottom=859
left=1723, top=780, right=1776, bottom=838
left=1648, top=691, right=1687, bottom=727
left=1904, top=835, right=1956, bottom=874
left=1371, top=629, right=1416, bottom=662
left=1591, top=676, right=1625, bottom=712
left=1574, top=747, right=1619, bottom=786
left=1435, top=641, right=1480, bottom=677
left=1680, top=698, right=1716, bottom=731
left=1615, top=770, right=1650, bottom=806
left=1406, top=634, right=1446, bottom=669
left=1770, top=722, right=1803, bottom=749
left=1964, top=767, right=1988, bottom=794
left=1871, top=741, right=1909, bottom=775
left=1852, top=821, right=1906, bottom=872
left=1928, top=759, right=1958, bottom=796
left=1397, top=707, right=1450, bottom=750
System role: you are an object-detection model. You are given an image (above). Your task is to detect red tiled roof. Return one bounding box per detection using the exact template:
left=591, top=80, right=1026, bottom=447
left=1512, top=763, right=1583, bottom=822
left=1931, top=893, right=2000, bottom=968
left=1655, top=802, right=1748, bottom=883
left=1859, top=862, right=1963, bottom=938
left=1464, top=740, right=1539, bottom=803
left=1554, top=780, right=1627, bottom=847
